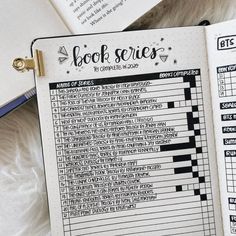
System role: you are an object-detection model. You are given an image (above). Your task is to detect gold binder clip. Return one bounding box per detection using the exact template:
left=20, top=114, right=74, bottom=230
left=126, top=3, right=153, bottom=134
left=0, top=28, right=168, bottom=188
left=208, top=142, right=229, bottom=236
left=12, top=50, right=45, bottom=77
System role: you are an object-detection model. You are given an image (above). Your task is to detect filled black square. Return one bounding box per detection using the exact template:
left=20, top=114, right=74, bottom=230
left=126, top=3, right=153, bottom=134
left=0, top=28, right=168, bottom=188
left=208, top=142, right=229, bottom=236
left=196, top=147, right=203, bottom=153
left=194, top=189, right=200, bottom=195
left=176, top=185, right=183, bottom=192
left=194, top=130, right=201, bottom=136
left=194, top=118, right=200, bottom=124
left=168, top=102, right=175, bottom=109
left=193, top=172, right=199, bottom=178
left=192, top=160, right=198, bottom=166
left=192, top=106, right=198, bottom=112
left=184, top=88, right=191, bottom=100
left=199, top=177, right=205, bottom=183
left=200, top=194, right=207, bottom=201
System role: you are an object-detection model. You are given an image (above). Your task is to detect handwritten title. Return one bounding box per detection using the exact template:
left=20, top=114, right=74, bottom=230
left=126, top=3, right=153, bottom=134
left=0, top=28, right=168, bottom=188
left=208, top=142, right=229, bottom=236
left=72, top=44, right=165, bottom=67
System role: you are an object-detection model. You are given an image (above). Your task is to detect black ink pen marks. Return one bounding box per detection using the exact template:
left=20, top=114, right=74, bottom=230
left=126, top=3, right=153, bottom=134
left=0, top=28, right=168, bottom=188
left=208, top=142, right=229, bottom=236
left=115, top=46, right=165, bottom=63
left=58, top=57, right=69, bottom=64
left=176, top=185, right=183, bottom=192
left=194, top=189, right=200, bottom=195
left=193, top=172, right=199, bottom=178
left=224, top=138, right=236, bottom=145
left=73, top=44, right=111, bottom=67
left=57, top=39, right=175, bottom=71
left=167, top=102, right=175, bottom=109
left=194, top=130, right=201, bottom=136
left=222, top=126, right=236, bottom=134
left=184, top=88, right=192, bottom=100
left=193, top=191, right=207, bottom=202
left=199, top=176, right=205, bottom=183
left=217, top=35, right=236, bottom=51
left=220, top=101, right=236, bottom=110
left=187, top=112, right=200, bottom=130
left=192, top=106, right=198, bottom=112
left=183, top=75, right=196, bottom=88
left=192, top=160, right=198, bottom=166
left=174, top=166, right=193, bottom=174
left=196, top=147, right=202, bottom=153
left=222, top=113, right=236, bottom=121
left=58, top=46, right=68, bottom=56
left=159, top=54, right=168, bottom=63
left=173, top=154, right=192, bottom=162
left=200, top=194, right=207, bottom=201
left=160, top=136, right=196, bottom=152
left=58, top=46, right=69, bottom=64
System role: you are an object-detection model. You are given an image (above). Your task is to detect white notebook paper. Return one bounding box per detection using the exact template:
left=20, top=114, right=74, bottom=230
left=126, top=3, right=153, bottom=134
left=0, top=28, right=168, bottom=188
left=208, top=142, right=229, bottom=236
left=31, top=20, right=236, bottom=235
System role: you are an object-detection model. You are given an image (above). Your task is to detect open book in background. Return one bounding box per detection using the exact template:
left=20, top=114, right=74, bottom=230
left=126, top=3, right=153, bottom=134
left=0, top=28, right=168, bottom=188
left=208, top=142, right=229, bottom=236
left=0, top=0, right=162, bottom=118
left=26, top=19, right=236, bottom=235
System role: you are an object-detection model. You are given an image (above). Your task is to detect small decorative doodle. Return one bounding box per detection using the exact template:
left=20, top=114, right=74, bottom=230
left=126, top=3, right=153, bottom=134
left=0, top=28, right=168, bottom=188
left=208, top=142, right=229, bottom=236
left=58, top=46, right=69, bottom=64
left=159, top=54, right=168, bottom=62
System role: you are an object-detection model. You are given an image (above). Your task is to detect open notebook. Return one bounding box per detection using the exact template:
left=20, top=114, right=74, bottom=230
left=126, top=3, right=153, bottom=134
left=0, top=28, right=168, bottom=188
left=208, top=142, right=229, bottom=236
left=0, top=0, right=161, bottom=118
left=17, top=19, right=236, bottom=235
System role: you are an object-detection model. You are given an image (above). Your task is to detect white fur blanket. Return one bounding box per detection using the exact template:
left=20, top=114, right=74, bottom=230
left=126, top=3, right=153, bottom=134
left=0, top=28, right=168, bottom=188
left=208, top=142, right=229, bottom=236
left=1, top=0, right=236, bottom=235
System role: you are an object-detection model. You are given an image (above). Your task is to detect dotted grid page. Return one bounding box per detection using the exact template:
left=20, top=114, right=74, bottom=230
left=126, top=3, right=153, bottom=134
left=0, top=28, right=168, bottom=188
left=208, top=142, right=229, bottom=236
left=206, top=19, right=236, bottom=235
left=33, top=27, right=223, bottom=236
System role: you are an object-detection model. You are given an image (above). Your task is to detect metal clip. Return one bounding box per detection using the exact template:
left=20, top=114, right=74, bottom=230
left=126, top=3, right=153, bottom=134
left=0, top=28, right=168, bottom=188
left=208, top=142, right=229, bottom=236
left=12, top=50, right=45, bottom=77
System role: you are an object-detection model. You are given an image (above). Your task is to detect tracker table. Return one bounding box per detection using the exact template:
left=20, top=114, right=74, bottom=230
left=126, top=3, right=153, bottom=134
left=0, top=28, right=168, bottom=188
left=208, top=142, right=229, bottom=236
left=49, top=69, right=217, bottom=236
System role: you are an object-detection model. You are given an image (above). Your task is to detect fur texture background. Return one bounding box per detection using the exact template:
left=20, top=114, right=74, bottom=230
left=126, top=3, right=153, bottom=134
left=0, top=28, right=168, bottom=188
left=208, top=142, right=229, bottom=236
left=1, top=1, right=236, bottom=235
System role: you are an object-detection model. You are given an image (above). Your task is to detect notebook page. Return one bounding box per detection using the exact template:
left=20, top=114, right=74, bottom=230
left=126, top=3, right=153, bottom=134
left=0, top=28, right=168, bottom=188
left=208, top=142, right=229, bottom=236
left=50, top=0, right=162, bottom=34
left=206, top=19, right=236, bottom=235
left=33, top=27, right=223, bottom=235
